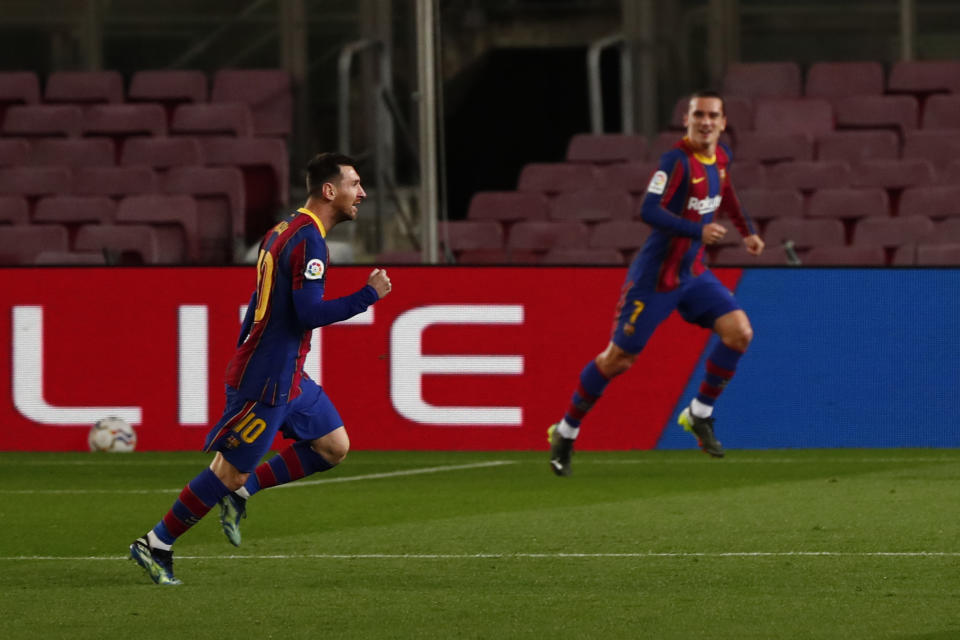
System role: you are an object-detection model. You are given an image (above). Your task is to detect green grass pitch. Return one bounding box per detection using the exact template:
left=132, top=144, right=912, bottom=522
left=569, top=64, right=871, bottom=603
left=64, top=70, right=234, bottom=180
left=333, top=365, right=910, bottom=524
left=1, top=449, right=958, bottom=639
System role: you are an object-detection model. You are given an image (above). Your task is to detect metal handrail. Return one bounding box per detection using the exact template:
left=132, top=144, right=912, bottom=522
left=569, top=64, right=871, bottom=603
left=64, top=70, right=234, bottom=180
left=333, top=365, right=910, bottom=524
left=587, top=33, right=634, bottom=134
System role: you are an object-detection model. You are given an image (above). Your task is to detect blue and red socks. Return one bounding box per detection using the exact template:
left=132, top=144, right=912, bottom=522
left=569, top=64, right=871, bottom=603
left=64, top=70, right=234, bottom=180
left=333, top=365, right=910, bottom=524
left=558, top=360, right=611, bottom=438
left=238, top=440, right=335, bottom=498
left=150, top=467, right=231, bottom=547
left=692, top=341, right=744, bottom=418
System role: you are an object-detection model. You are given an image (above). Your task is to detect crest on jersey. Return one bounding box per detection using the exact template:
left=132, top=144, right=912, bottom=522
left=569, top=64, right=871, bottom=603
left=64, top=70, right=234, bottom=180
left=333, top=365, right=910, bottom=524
left=647, top=170, right=668, bottom=195
left=304, top=258, right=325, bottom=280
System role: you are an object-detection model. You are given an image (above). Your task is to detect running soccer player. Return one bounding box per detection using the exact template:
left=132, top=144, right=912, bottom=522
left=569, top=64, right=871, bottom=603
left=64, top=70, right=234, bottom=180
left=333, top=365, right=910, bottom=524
left=548, top=90, right=764, bottom=476
left=130, top=153, right=392, bottom=584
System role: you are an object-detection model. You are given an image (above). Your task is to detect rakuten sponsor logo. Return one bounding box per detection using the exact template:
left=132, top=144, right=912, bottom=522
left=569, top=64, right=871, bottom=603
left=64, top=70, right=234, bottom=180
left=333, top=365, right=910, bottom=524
left=687, top=195, right=722, bottom=215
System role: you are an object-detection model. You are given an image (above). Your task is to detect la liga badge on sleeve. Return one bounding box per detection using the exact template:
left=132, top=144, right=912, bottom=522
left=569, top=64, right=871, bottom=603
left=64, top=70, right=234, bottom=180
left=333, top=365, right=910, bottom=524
left=304, top=258, right=325, bottom=280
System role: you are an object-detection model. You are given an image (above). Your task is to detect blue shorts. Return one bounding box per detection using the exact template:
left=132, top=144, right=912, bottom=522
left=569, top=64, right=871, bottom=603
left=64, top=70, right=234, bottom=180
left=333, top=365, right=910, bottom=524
left=203, top=377, right=344, bottom=472
left=611, top=270, right=740, bottom=354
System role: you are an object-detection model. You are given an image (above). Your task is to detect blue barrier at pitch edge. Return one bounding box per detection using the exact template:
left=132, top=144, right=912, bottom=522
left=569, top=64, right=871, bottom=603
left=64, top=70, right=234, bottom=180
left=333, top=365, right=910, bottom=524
left=656, top=268, right=960, bottom=449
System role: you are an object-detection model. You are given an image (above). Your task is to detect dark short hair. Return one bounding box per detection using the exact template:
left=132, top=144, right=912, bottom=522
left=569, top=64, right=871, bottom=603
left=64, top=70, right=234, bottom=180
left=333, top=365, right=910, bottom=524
left=689, top=89, right=725, bottom=114
left=305, top=152, right=357, bottom=195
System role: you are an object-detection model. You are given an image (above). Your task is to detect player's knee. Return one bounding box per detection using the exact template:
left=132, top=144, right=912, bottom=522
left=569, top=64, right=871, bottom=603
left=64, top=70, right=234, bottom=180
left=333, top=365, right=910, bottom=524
left=312, top=432, right=349, bottom=465
left=597, top=347, right=636, bottom=377
left=723, top=323, right=753, bottom=352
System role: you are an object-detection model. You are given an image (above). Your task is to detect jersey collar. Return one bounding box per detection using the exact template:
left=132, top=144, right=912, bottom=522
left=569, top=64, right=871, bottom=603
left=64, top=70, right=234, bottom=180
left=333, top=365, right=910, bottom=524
left=297, top=207, right=327, bottom=238
left=681, top=137, right=717, bottom=164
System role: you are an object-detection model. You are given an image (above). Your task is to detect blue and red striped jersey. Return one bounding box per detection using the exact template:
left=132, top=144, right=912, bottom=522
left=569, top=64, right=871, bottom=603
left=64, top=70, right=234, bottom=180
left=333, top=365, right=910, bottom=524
left=632, top=138, right=756, bottom=291
left=224, top=207, right=378, bottom=406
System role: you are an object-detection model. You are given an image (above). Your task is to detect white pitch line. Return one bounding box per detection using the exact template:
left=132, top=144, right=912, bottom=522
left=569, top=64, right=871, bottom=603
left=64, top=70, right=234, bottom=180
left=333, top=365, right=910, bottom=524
left=2, top=551, right=959, bottom=562
left=0, top=460, right=515, bottom=495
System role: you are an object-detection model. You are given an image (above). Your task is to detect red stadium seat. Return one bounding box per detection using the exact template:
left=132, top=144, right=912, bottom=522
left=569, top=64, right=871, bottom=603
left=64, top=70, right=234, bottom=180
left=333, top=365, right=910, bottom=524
left=833, top=95, right=919, bottom=134
left=588, top=220, right=650, bottom=251
left=670, top=95, right=753, bottom=133
left=115, top=194, right=201, bottom=263
left=915, top=243, right=960, bottom=265
left=0, top=166, right=73, bottom=197
left=767, top=161, right=852, bottom=190
left=548, top=189, right=632, bottom=222
left=764, top=218, right=845, bottom=249
left=455, top=249, right=540, bottom=265
left=806, top=188, right=889, bottom=220
left=45, top=70, right=124, bottom=104
left=439, top=220, right=504, bottom=251
left=34, top=195, right=116, bottom=225
left=163, top=166, right=246, bottom=263
left=33, top=250, right=108, bottom=265
left=0, top=138, right=30, bottom=166
left=852, top=215, right=934, bottom=247
left=507, top=221, right=588, bottom=250
left=121, top=137, right=203, bottom=169
left=0, top=224, right=69, bottom=265
left=83, top=104, right=167, bottom=138
left=803, top=245, right=887, bottom=266
left=898, top=186, right=960, bottom=219
left=74, top=224, right=163, bottom=264
left=723, top=62, right=802, bottom=99
left=734, top=132, right=814, bottom=163
left=903, top=130, right=960, bottom=169
left=0, top=196, right=29, bottom=225
left=596, top=161, right=659, bottom=194
left=849, top=159, right=935, bottom=189
left=753, top=98, right=834, bottom=136
left=921, top=94, right=960, bottom=129
left=0, top=71, right=40, bottom=105
left=74, top=166, right=159, bottom=197
left=888, top=60, right=960, bottom=95
left=171, top=103, right=254, bottom=137
left=737, top=188, right=803, bottom=223
left=815, top=130, right=899, bottom=163
left=466, top=191, right=549, bottom=222
left=129, top=70, right=208, bottom=105
left=29, top=138, right=115, bottom=167
left=211, top=69, right=292, bottom=137
left=931, top=218, right=960, bottom=244
left=805, top=62, right=885, bottom=100
left=730, top=161, right=766, bottom=188
left=2, top=105, right=82, bottom=137
left=565, top=134, right=647, bottom=163
left=892, top=244, right=916, bottom=265
left=517, top=163, right=600, bottom=194
left=541, top=247, right=624, bottom=265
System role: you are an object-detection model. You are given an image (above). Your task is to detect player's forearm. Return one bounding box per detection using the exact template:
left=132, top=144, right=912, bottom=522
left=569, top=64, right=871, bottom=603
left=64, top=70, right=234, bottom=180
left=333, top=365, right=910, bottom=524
left=640, top=203, right=703, bottom=238
left=294, top=285, right=379, bottom=328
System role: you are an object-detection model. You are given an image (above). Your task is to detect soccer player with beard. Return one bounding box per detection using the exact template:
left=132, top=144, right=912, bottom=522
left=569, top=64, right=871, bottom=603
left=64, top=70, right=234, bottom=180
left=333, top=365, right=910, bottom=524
left=548, top=90, right=765, bottom=475
left=130, top=153, right=392, bottom=584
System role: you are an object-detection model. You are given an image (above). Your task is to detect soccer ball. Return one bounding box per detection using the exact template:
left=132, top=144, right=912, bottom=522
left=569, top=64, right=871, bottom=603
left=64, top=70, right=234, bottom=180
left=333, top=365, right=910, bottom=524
left=88, top=417, right=137, bottom=452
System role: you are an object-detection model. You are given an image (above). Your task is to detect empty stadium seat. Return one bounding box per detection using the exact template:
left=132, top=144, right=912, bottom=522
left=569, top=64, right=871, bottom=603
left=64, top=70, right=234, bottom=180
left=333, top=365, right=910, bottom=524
left=0, top=166, right=73, bottom=197
left=517, top=163, right=600, bottom=194
left=903, top=130, right=960, bottom=168
left=73, top=166, right=159, bottom=197
left=723, top=62, right=802, bottom=99
left=833, top=95, right=919, bottom=133
left=767, top=161, right=852, bottom=190
left=921, top=94, right=960, bottom=129
left=764, top=218, right=845, bottom=249
left=753, top=98, right=834, bottom=136
left=211, top=69, right=292, bottom=137
left=730, top=161, right=766, bottom=188
left=892, top=244, right=916, bottom=265
left=507, top=221, right=588, bottom=250
left=805, top=62, right=885, bottom=100
left=852, top=215, right=934, bottom=247
left=803, top=245, right=887, bottom=266
left=816, top=130, right=899, bottom=163
left=466, top=191, right=549, bottom=222
left=455, top=249, right=539, bottom=265
left=849, top=159, right=935, bottom=189
left=121, top=137, right=203, bottom=169
left=737, top=188, right=803, bottom=222
left=670, top=95, right=753, bottom=133
left=74, top=224, right=162, bottom=264
left=33, top=195, right=116, bottom=225
left=541, top=248, right=624, bottom=265
left=931, top=218, right=960, bottom=244
left=898, top=186, right=960, bottom=219
left=734, top=132, right=814, bottom=163
left=548, top=189, right=632, bottom=222
left=0, top=224, right=69, bottom=265
left=915, top=243, right=960, bottom=265
left=806, top=188, right=889, bottom=219
left=82, top=104, right=167, bottom=138
left=33, top=250, right=108, bottom=265
left=0, top=138, right=30, bottom=166
left=439, top=220, right=503, bottom=251
left=0, top=71, right=40, bottom=105
left=596, top=161, right=659, bottom=193
left=115, top=194, right=201, bottom=263
left=45, top=70, right=123, bottom=104
left=565, top=133, right=647, bottom=163
left=163, top=166, right=246, bottom=263
left=2, top=105, right=82, bottom=137
left=171, top=103, right=255, bottom=137
left=0, top=196, right=29, bottom=225
left=29, top=138, right=115, bottom=167
left=588, top=220, right=650, bottom=251
left=888, top=60, right=960, bottom=95
left=129, top=70, right=208, bottom=105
